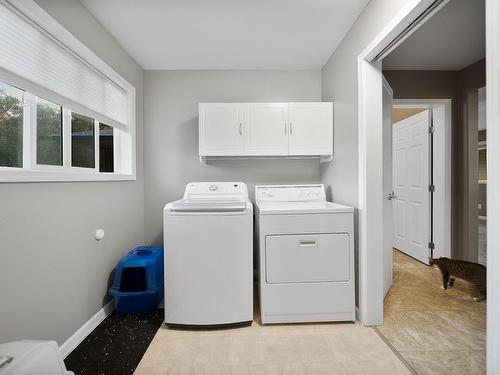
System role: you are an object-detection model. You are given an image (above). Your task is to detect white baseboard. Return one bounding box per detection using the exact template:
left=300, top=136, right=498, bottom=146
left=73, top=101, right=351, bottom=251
left=59, top=300, right=115, bottom=359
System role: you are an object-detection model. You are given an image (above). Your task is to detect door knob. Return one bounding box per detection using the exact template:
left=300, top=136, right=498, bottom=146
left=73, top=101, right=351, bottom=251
left=386, top=192, right=398, bottom=200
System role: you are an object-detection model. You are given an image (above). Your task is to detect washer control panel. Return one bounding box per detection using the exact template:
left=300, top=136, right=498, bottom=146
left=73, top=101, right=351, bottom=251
left=184, top=182, right=248, bottom=202
left=255, top=184, right=326, bottom=202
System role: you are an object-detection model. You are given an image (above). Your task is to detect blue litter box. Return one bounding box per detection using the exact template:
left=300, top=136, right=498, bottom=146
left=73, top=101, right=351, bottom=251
left=109, top=246, right=164, bottom=314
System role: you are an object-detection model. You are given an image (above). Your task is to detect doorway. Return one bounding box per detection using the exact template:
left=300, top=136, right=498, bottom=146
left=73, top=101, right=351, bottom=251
left=391, top=109, right=432, bottom=265
left=390, top=100, right=452, bottom=265
left=357, top=0, right=498, bottom=372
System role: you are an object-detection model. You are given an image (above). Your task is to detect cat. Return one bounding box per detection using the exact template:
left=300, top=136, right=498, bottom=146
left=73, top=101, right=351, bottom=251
left=429, top=257, right=487, bottom=302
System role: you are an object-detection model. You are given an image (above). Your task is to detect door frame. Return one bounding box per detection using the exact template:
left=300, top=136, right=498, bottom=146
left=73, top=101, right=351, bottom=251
left=382, top=76, right=393, bottom=298
left=357, top=0, right=448, bottom=327
left=393, top=99, right=452, bottom=260
left=486, top=0, right=500, bottom=372
left=358, top=0, right=500, bottom=372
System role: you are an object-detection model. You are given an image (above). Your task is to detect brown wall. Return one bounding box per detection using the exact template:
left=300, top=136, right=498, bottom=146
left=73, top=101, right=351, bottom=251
left=384, top=58, right=485, bottom=261
left=457, top=59, right=486, bottom=261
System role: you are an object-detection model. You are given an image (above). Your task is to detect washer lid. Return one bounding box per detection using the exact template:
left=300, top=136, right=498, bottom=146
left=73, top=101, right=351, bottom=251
left=169, top=201, right=248, bottom=212
left=257, top=201, right=354, bottom=215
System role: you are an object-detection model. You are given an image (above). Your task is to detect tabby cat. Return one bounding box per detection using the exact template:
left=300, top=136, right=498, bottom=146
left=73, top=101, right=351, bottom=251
left=429, top=257, right=487, bottom=302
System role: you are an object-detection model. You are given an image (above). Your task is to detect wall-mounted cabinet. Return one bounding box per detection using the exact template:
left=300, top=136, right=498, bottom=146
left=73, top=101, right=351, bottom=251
left=199, top=102, right=333, bottom=162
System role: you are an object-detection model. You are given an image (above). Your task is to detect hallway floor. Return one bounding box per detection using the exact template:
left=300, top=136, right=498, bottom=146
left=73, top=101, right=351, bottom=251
left=377, top=250, right=486, bottom=375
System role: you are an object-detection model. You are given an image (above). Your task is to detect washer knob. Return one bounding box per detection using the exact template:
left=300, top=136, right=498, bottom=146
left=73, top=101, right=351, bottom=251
left=209, top=184, right=218, bottom=191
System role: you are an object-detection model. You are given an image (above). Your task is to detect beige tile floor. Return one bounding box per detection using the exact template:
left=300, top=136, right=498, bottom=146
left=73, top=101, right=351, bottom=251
left=135, top=300, right=411, bottom=374
left=377, top=250, right=486, bottom=375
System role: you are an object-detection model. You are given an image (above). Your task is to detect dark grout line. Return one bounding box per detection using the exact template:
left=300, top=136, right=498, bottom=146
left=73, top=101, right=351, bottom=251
left=372, top=326, right=419, bottom=375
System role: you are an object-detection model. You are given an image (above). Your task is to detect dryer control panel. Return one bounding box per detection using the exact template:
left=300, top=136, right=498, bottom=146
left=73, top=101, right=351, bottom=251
left=255, top=184, right=326, bottom=203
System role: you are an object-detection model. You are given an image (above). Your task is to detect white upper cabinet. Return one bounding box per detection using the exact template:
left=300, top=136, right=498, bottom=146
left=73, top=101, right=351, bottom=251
left=246, top=103, right=289, bottom=155
left=199, top=104, right=244, bottom=156
left=288, top=102, right=333, bottom=155
left=199, top=102, right=333, bottom=161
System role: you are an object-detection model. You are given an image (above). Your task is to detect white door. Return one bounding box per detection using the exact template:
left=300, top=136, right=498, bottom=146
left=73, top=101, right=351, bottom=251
left=199, top=104, right=245, bottom=156
left=245, top=103, right=289, bottom=155
left=382, top=78, right=393, bottom=297
left=393, top=110, right=432, bottom=265
left=288, top=103, right=333, bottom=155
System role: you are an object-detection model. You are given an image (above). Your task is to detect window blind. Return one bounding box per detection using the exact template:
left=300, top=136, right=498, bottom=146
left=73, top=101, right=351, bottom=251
left=0, top=2, right=127, bottom=126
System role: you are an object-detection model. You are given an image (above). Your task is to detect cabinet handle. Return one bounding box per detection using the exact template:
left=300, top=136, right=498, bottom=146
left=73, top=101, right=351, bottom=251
left=290, top=122, right=292, bottom=135
left=284, top=122, right=287, bottom=135
left=239, top=123, right=242, bottom=135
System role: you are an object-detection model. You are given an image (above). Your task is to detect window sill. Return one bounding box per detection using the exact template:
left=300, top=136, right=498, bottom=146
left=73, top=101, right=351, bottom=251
left=0, top=168, right=136, bottom=183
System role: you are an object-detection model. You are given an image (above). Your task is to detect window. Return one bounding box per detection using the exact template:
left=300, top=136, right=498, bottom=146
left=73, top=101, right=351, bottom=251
left=37, top=97, right=62, bottom=166
left=0, top=78, right=132, bottom=181
left=0, top=1, right=135, bottom=182
left=0, top=81, right=24, bottom=168
left=71, top=112, right=95, bottom=169
left=99, top=123, right=114, bottom=173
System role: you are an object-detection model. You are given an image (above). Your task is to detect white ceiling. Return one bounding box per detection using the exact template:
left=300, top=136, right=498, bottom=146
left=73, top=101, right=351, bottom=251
left=384, top=0, right=485, bottom=71
left=80, top=0, right=369, bottom=70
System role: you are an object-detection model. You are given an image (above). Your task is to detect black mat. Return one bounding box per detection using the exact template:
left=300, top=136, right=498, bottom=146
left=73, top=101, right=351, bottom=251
left=64, top=309, right=163, bottom=375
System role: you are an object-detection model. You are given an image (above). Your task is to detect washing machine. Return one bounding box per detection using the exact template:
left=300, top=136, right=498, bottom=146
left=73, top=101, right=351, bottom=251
left=255, top=184, right=355, bottom=324
left=164, top=182, right=253, bottom=326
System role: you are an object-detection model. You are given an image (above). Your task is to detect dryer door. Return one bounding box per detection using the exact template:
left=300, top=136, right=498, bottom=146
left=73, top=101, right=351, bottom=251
left=265, top=233, right=350, bottom=284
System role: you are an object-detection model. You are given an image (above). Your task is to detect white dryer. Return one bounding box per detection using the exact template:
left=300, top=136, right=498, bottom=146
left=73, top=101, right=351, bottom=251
left=164, top=182, right=253, bottom=326
left=255, top=184, right=355, bottom=324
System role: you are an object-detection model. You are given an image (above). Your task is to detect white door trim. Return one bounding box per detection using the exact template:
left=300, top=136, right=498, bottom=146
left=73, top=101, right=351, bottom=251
left=382, top=76, right=393, bottom=298
left=357, top=0, right=446, bottom=327
left=359, top=0, right=499, bottom=372
left=393, top=99, right=452, bottom=260
left=486, top=0, right=500, bottom=372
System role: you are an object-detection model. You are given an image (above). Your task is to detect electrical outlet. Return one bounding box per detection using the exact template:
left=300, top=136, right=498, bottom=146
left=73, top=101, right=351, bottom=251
left=478, top=203, right=482, bottom=210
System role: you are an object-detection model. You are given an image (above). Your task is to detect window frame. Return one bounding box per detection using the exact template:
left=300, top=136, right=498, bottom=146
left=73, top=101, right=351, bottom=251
left=0, top=0, right=136, bottom=183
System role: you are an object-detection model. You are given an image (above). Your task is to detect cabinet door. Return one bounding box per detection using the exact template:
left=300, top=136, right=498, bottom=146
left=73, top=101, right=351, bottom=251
left=245, top=103, right=289, bottom=155
left=288, top=103, right=333, bottom=155
left=199, top=104, right=245, bottom=156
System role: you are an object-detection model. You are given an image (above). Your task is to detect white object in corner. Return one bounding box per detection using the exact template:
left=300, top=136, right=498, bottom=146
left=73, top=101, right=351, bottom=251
left=0, top=341, right=73, bottom=375
left=59, top=300, right=114, bottom=359
left=199, top=102, right=333, bottom=161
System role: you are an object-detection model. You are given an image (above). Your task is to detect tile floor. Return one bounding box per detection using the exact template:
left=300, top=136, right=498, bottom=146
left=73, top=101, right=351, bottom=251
left=377, top=250, right=486, bottom=375
left=135, top=301, right=411, bottom=374
left=134, top=250, right=486, bottom=375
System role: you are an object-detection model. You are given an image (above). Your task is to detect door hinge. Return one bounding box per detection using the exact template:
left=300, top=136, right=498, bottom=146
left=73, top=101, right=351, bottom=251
left=428, top=184, right=435, bottom=192
left=428, top=242, right=435, bottom=250
left=428, top=125, right=434, bottom=134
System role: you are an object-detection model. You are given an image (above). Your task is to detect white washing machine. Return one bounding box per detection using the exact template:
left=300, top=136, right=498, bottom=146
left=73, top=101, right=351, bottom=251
left=164, top=182, right=253, bottom=326
left=255, top=184, right=355, bottom=324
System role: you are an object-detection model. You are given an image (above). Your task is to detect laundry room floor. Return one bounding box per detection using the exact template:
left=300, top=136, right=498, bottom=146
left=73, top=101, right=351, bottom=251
left=64, top=309, right=163, bottom=374
left=134, top=296, right=411, bottom=375
left=376, top=250, right=486, bottom=375
left=65, top=251, right=486, bottom=375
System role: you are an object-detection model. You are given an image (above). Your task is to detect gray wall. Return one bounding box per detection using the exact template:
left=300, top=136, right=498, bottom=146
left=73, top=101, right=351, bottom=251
left=320, top=0, right=414, bottom=305
left=320, top=0, right=413, bottom=206
left=0, top=0, right=144, bottom=345
left=144, top=70, right=321, bottom=244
